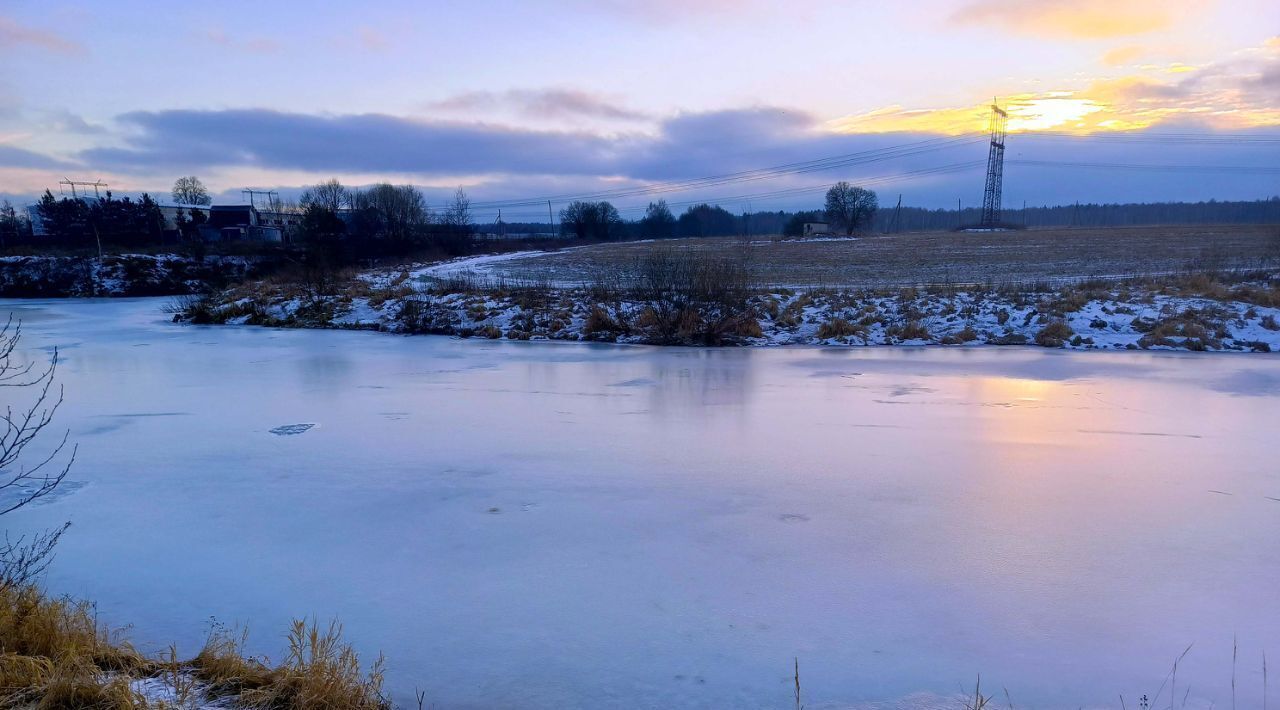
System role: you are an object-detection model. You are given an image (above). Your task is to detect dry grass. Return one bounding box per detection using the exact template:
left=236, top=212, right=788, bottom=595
left=816, top=317, right=865, bottom=340
left=0, top=585, right=155, bottom=708
left=0, top=585, right=389, bottom=710
left=888, top=320, right=932, bottom=342
left=941, top=325, right=980, bottom=345
left=467, top=224, right=1280, bottom=289
left=583, top=305, right=626, bottom=338
left=234, top=620, right=386, bottom=710
left=1035, top=321, right=1075, bottom=348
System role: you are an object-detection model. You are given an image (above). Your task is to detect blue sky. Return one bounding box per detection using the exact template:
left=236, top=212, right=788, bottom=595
left=2, top=0, right=1278, bottom=218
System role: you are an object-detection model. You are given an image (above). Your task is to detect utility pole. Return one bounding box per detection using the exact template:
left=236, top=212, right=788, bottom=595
left=890, top=194, right=902, bottom=233
left=979, top=100, right=1009, bottom=228
left=60, top=178, right=108, bottom=201
left=547, top=200, right=554, bottom=237
left=242, top=189, right=279, bottom=211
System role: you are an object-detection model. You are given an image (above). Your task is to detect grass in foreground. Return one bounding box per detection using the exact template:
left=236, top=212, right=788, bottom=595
left=0, top=584, right=389, bottom=709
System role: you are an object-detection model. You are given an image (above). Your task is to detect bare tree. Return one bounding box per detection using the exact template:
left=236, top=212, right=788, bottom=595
left=300, top=179, right=350, bottom=213
left=0, top=317, right=74, bottom=589
left=352, top=183, right=431, bottom=245
left=433, top=187, right=475, bottom=255
left=171, top=176, right=211, bottom=206
left=559, top=200, right=623, bottom=240
left=824, top=182, right=878, bottom=235
left=440, top=187, right=472, bottom=232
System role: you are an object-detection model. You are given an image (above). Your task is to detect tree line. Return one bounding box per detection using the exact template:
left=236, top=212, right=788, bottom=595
left=294, top=178, right=476, bottom=260
left=6, top=174, right=1278, bottom=254
left=10, top=176, right=480, bottom=261
left=554, top=182, right=878, bottom=241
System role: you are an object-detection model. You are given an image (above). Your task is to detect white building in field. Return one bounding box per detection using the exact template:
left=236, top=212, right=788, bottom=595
left=803, top=222, right=831, bottom=237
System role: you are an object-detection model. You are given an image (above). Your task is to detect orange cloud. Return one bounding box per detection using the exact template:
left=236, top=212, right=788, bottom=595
left=1101, top=45, right=1146, bottom=66
left=831, top=36, right=1280, bottom=136
left=830, top=95, right=1120, bottom=135
left=952, top=0, right=1210, bottom=39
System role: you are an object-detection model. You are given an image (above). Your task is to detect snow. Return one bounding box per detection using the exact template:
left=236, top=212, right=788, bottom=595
left=130, top=675, right=233, bottom=709
left=5, top=297, right=1280, bottom=710
left=411, top=249, right=576, bottom=283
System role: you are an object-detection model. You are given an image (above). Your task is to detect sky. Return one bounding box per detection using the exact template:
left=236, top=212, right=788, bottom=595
left=2, top=0, right=1279, bottom=219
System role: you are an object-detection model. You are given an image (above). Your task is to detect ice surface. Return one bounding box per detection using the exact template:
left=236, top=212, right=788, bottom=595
left=3, top=297, right=1279, bottom=710
left=268, top=423, right=316, bottom=436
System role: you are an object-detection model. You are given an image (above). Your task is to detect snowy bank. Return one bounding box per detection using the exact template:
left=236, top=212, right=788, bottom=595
left=0, top=254, right=262, bottom=297
left=178, top=264, right=1280, bottom=353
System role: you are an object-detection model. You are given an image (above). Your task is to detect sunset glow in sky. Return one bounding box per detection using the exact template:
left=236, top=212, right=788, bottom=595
left=2, top=0, right=1278, bottom=214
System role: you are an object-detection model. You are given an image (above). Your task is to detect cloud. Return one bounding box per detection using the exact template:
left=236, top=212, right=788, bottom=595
left=573, top=0, right=800, bottom=24
left=77, top=106, right=885, bottom=187
left=0, top=144, right=74, bottom=171
left=425, top=89, right=651, bottom=122
left=951, top=0, right=1208, bottom=39
left=1101, top=45, right=1146, bottom=66
left=202, top=27, right=281, bottom=54
left=0, top=16, right=84, bottom=54
left=80, top=109, right=634, bottom=177
left=47, top=110, right=106, bottom=135
left=832, top=37, right=1280, bottom=135
left=356, top=26, right=388, bottom=51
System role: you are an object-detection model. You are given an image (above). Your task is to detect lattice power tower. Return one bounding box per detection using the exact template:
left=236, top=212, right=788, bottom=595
left=980, top=101, right=1009, bottom=227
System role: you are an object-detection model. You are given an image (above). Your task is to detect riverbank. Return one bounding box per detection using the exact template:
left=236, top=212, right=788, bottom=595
left=10, top=297, right=1279, bottom=708
left=176, top=260, right=1280, bottom=352
left=0, top=254, right=265, bottom=297
left=0, top=584, right=389, bottom=709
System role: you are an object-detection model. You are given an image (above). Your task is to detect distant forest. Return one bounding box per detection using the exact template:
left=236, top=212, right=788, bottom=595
left=492, top=196, right=1280, bottom=238
left=870, top=197, right=1280, bottom=232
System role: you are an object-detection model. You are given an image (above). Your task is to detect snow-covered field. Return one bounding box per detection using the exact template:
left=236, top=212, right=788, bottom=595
left=5, top=297, right=1279, bottom=710
left=443, top=225, right=1280, bottom=289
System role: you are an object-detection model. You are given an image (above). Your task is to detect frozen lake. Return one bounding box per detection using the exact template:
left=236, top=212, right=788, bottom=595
left=4, top=298, right=1278, bottom=709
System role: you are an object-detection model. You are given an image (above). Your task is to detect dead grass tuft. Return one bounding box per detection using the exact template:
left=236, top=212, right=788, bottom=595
left=0, top=586, right=389, bottom=710
left=583, top=306, right=626, bottom=338
left=888, top=320, right=931, bottom=342
left=1034, top=321, right=1075, bottom=348
left=816, top=317, right=865, bottom=340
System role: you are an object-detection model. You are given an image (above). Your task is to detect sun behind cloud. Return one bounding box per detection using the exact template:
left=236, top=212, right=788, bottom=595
left=952, top=0, right=1210, bottom=39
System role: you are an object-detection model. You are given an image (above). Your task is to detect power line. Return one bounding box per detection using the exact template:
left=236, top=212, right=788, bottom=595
left=1024, top=131, right=1280, bottom=145
left=470, top=130, right=1278, bottom=215
left=471, top=161, right=987, bottom=219
left=1009, top=159, right=1280, bottom=174
left=470, top=134, right=986, bottom=209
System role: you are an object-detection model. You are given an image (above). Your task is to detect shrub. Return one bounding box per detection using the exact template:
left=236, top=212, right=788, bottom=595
left=887, top=320, right=931, bottom=342
left=816, top=317, right=864, bottom=340
left=1261, top=314, right=1279, bottom=331
left=628, top=246, right=757, bottom=343
left=395, top=298, right=459, bottom=335
left=1137, top=311, right=1225, bottom=350
left=1034, top=321, right=1074, bottom=348
left=583, top=305, right=626, bottom=338
left=989, top=331, right=1028, bottom=346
